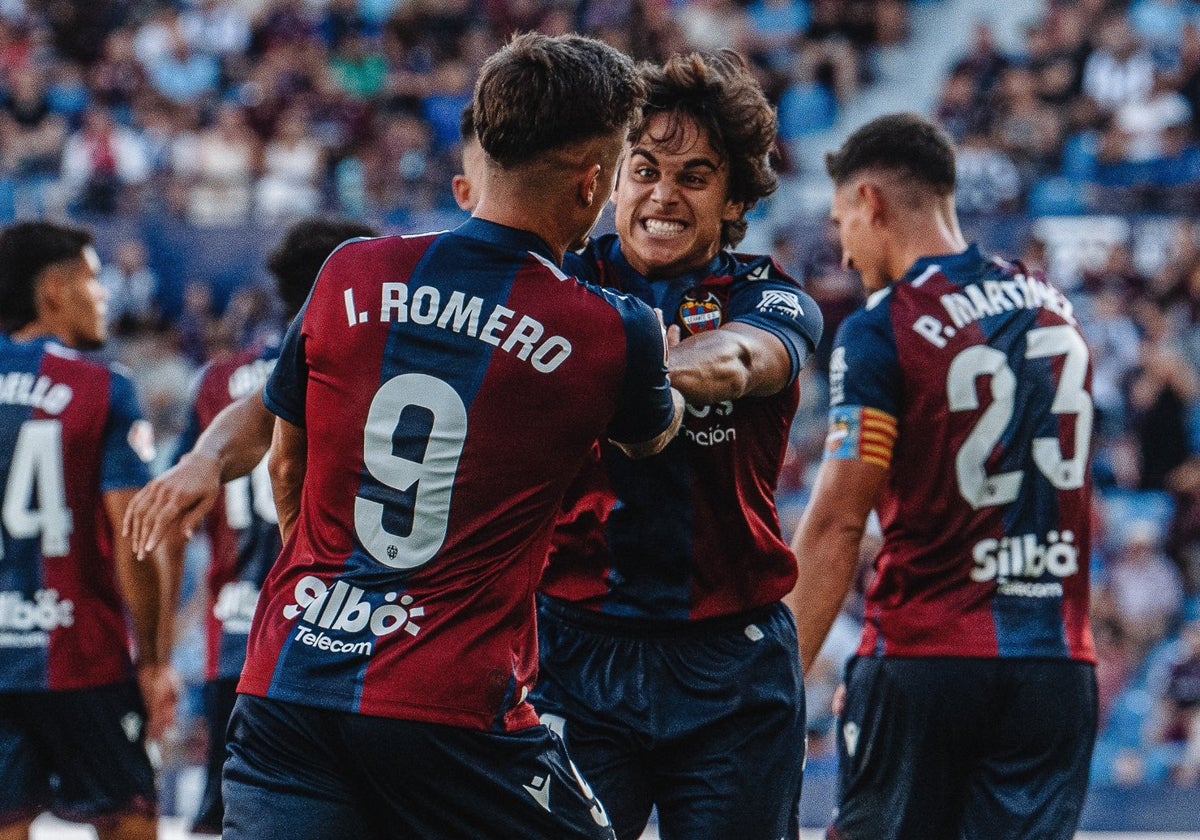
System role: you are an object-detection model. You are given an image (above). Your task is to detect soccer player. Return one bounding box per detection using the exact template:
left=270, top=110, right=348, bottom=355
left=0, top=222, right=175, bottom=840
left=222, top=32, right=683, bottom=840
left=532, top=51, right=823, bottom=840
left=790, top=113, right=1097, bottom=840
left=181, top=218, right=376, bottom=835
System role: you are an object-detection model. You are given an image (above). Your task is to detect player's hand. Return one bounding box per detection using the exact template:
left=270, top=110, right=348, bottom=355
left=666, top=323, right=682, bottom=351
left=137, top=662, right=181, bottom=742
left=123, top=452, right=222, bottom=559
left=832, top=683, right=847, bottom=717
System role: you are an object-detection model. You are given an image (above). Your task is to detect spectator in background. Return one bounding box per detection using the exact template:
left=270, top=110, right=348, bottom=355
left=1084, top=15, right=1155, bottom=113
left=1081, top=286, right=1142, bottom=436
left=951, top=22, right=1010, bottom=97
left=994, top=65, right=1065, bottom=182
left=173, top=103, right=257, bottom=225
left=1147, top=618, right=1200, bottom=785
left=330, top=31, right=387, bottom=99
left=100, top=240, right=159, bottom=331
left=936, top=69, right=988, bottom=143
left=1111, top=70, right=1193, bottom=163
left=1107, top=520, right=1185, bottom=657
left=89, top=28, right=147, bottom=116
left=60, top=107, right=150, bottom=213
left=1128, top=301, right=1199, bottom=490
left=0, top=66, right=66, bottom=176
left=955, top=130, right=1022, bottom=214
left=180, top=0, right=252, bottom=62
left=255, top=106, right=324, bottom=223
left=148, top=34, right=220, bottom=106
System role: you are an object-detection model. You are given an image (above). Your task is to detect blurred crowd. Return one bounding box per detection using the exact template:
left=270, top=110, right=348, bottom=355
left=8, top=0, right=1200, bottom=799
left=0, top=0, right=905, bottom=223
left=939, top=0, right=1200, bottom=215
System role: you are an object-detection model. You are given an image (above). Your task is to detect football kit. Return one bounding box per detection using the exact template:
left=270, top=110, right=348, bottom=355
left=822, top=245, right=1097, bottom=840
left=534, top=234, right=823, bottom=840
left=0, top=336, right=156, bottom=826
left=225, top=219, right=677, bottom=840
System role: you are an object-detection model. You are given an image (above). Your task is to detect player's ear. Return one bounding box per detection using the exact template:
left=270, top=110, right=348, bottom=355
left=721, top=199, right=744, bottom=223
left=35, top=265, right=66, bottom=316
left=580, top=163, right=603, bottom=208
left=452, top=174, right=474, bottom=212
left=860, top=181, right=887, bottom=226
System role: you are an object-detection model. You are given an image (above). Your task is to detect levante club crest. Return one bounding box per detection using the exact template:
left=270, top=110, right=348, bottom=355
left=679, top=292, right=722, bottom=335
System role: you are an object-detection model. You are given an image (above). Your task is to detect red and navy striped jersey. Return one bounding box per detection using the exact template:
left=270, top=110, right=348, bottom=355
left=540, top=234, right=823, bottom=621
left=0, top=336, right=151, bottom=691
left=244, top=220, right=677, bottom=731
left=825, top=244, right=1095, bottom=662
left=175, top=345, right=281, bottom=682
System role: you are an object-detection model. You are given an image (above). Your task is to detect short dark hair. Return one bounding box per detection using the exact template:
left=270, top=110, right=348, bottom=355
left=460, top=103, right=476, bottom=144
left=267, top=218, right=378, bottom=318
left=825, top=113, right=957, bottom=195
left=473, top=33, right=644, bottom=168
left=632, top=50, right=778, bottom=248
left=0, top=221, right=94, bottom=332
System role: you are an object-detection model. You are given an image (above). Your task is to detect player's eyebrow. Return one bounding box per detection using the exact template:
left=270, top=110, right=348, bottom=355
left=628, top=148, right=721, bottom=172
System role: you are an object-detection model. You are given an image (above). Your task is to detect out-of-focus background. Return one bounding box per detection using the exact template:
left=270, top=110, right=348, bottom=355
left=5, top=0, right=1199, bottom=831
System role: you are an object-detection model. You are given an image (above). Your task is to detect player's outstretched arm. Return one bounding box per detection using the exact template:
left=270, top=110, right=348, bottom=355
left=124, top=386, right=275, bottom=558
left=610, top=386, right=686, bottom=459
left=269, top=416, right=307, bottom=544
left=788, top=458, right=885, bottom=675
left=106, top=488, right=181, bottom=741
left=667, top=322, right=793, bottom=403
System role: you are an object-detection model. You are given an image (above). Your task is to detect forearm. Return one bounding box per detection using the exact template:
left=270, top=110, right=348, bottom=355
left=109, top=491, right=165, bottom=665
left=269, top=418, right=306, bottom=543
left=195, top=386, right=275, bottom=482
left=790, top=517, right=864, bottom=674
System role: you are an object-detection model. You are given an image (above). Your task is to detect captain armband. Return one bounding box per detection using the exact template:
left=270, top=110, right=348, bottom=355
left=822, top=405, right=898, bottom=470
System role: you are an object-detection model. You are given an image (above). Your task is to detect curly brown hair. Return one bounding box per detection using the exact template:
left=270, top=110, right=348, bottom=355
left=631, top=50, right=778, bottom=248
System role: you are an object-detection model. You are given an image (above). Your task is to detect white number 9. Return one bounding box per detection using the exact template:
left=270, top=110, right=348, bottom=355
left=354, top=373, right=468, bottom=569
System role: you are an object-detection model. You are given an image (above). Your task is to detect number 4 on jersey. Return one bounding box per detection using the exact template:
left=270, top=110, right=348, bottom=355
left=948, top=325, right=1092, bottom=510
left=1, top=419, right=73, bottom=560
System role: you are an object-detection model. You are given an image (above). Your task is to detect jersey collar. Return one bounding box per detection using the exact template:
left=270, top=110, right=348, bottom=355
left=901, top=243, right=983, bottom=285
left=455, top=218, right=558, bottom=265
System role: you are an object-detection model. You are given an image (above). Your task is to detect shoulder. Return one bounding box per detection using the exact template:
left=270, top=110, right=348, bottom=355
left=729, top=252, right=804, bottom=289
left=837, top=288, right=897, bottom=345
left=320, top=232, right=436, bottom=278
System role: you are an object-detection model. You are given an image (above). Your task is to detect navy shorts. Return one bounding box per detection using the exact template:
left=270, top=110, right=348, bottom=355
left=191, top=676, right=238, bottom=834
left=222, top=694, right=616, bottom=840
left=830, top=657, right=1098, bottom=840
left=0, top=681, right=157, bottom=828
left=531, top=598, right=806, bottom=840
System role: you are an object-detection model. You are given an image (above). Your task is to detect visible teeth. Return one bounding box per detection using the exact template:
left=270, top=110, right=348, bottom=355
left=644, top=219, right=685, bottom=236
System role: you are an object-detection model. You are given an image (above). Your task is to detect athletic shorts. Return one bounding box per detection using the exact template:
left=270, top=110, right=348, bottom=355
left=222, top=694, right=616, bottom=840
left=0, top=681, right=157, bottom=828
left=531, top=597, right=806, bottom=840
left=191, top=676, right=239, bottom=834
left=830, top=656, right=1098, bottom=840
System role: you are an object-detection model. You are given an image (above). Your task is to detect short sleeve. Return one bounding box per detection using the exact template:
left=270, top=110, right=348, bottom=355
left=823, top=306, right=901, bottom=468
left=605, top=293, right=677, bottom=447
left=263, top=300, right=310, bottom=428
left=101, top=370, right=153, bottom=492
left=726, top=262, right=823, bottom=385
